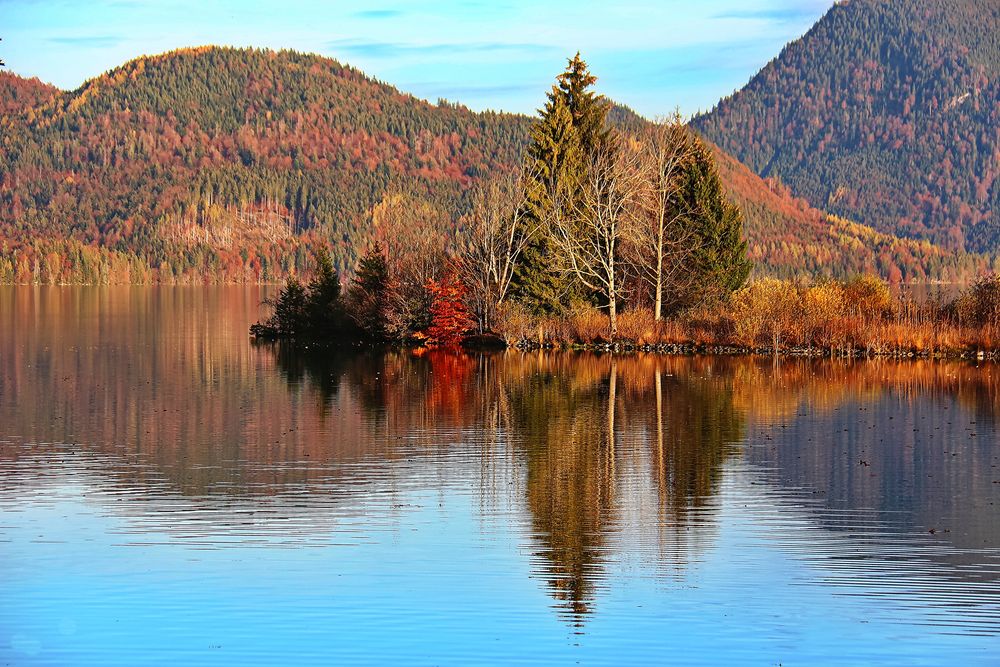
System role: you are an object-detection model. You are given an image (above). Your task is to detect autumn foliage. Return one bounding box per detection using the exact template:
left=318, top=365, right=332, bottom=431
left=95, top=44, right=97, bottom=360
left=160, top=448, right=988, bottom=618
left=424, top=272, right=475, bottom=346
left=1, top=44, right=990, bottom=287
left=693, top=0, right=999, bottom=253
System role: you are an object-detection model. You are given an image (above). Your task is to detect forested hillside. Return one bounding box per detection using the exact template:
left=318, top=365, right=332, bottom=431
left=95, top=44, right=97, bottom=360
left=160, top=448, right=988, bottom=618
left=692, top=0, right=999, bottom=253
left=0, top=48, right=529, bottom=282
left=0, top=72, right=58, bottom=117
left=0, top=46, right=989, bottom=284
left=709, top=142, right=989, bottom=282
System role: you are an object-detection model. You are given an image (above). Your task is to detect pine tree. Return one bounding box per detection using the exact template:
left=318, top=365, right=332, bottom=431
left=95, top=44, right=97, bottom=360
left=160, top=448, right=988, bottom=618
left=305, top=246, right=345, bottom=338
left=557, top=53, right=610, bottom=154
left=251, top=247, right=348, bottom=340
left=266, top=277, right=308, bottom=337
left=510, top=53, right=611, bottom=315
left=511, top=93, right=581, bottom=313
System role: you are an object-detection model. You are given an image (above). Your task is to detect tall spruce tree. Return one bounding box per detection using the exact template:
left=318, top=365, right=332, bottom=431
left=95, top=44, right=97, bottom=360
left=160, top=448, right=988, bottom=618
left=305, top=247, right=345, bottom=337
left=348, top=242, right=392, bottom=341
left=673, top=139, right=752, bottom=306
left=510, top=53, right=611, bottom=314
left=557, top=53, right=610, bottom=154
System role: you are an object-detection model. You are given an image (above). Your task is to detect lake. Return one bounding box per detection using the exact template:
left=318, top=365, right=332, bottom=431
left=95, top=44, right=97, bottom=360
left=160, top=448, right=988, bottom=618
left=2, top=286, right=999, bottom=665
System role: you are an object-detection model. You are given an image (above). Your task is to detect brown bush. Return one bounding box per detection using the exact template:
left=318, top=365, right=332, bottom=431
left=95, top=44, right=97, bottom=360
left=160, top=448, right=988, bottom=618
left=492, top=275, right=1000, bottom=355
left=802, top=281, right=847, bottom=346
left=566, top=308, right=610, bottom=343
left=952, top=275, right=1000, bottom=326
left=730, top=278, right=802, bottom=347
left=493, top=302, right=537, bottom=343
left=843, top=275, right=893, bottom=320
left=616, top=308, right=658, bottom=344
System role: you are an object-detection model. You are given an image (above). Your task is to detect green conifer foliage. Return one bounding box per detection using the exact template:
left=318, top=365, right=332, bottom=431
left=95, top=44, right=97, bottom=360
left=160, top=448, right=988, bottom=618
left=511, top=94, right=581, bottom=313
left=510, top=54, right=611, bottom=314
left=348, top=242, right=392, bottom=341
left=256, top=277, right=308, bottom=338
left=557, top=52, right=611, bottom=154
left=675, top=140, right=753, bottom=306
left=250, top=246, right=349, bottom=340
left=305, top=246, right=345, bottom=337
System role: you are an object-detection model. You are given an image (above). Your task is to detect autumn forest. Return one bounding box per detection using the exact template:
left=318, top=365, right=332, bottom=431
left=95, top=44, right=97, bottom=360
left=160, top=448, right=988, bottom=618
left=0, top=37, right=994, bottom=288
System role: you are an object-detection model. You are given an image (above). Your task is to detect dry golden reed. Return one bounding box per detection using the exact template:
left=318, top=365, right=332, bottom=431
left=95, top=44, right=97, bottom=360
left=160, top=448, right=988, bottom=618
left=491, top=276, right=1000, bottom=356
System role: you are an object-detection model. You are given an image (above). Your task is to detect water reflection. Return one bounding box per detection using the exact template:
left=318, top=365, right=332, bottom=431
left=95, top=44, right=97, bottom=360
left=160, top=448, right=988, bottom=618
left=1, top=287, right=1000, bottom=654
left=732, top=358, right=1000, bottom=624
left=264, top=346, right=746, bottom=621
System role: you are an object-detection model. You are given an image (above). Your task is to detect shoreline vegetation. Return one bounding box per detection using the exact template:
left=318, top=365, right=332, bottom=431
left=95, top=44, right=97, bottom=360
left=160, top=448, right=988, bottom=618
left=252, top=55, right=1000, bottom=361
left=253, top=259, right=1000, bottom=359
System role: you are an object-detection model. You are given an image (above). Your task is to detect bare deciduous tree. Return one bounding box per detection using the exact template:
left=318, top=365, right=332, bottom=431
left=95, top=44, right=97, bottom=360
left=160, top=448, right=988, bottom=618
left=459, top=169, right=537, bottom=332
left=626, top=115, right=697, bottom=320
left=549, top=139, right=642, bottom=338
left=370, top=189, right=450, bottom=336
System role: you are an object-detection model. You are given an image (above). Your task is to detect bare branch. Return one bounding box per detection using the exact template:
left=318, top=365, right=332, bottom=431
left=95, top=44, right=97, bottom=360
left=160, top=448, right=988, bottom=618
left=623, top=116, right=700, bottom=319
left=458, top=166, right=539, bottom=331
left=548, top=139, right=643, bottom=336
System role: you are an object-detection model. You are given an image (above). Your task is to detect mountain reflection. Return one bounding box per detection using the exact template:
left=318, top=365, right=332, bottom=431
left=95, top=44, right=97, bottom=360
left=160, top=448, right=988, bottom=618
left=2, top=287, right=1000, bottom=628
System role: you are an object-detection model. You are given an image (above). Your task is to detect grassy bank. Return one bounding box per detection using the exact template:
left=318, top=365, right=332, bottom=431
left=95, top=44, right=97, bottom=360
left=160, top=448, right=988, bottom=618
left=487, top=276, right=1000, bottom=359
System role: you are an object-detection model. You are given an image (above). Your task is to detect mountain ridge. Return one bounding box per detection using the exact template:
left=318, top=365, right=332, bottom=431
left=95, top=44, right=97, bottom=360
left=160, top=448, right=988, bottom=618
left=0, top=46, right=989, bottom=284
left=692, top=0, right=998, bottom=253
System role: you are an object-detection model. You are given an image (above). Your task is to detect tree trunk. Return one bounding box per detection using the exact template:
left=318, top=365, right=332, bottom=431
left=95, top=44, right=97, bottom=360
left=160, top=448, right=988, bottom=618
left=655, top=368, right=663, bottom=464
left=655, top=225, right=664, bottom=321
left=607, top=361, right=617, bottom=476
left=654, top=275, right=663, bottom=322
left=608, top=297, right=618, bottom=339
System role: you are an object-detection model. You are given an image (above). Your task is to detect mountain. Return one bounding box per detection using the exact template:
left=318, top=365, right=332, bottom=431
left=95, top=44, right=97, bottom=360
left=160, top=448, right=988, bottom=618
left=708, top=140, right=988, bottom=282
left=0, top=48, right=529, bottom=283
left=0, top=46, right=988, bottom=284
left=0, top=72, right=58, bottom=117
left=692, top=0, right=999, bottom=253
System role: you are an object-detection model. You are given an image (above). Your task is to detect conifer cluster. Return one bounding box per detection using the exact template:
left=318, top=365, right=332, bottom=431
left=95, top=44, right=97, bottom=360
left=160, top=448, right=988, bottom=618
left=503, top=54, right=752, bottom=333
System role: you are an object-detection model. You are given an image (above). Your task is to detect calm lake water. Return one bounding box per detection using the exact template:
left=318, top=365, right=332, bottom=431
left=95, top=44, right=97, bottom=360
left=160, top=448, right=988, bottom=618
left=2, top=286, right=1000, bottom=665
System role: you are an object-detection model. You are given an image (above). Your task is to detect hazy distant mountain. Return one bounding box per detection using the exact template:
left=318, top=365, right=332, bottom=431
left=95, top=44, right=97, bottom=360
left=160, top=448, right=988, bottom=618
left=692, top=0, right=999, bottom=253
left=0, top=47, right=987, bottom=283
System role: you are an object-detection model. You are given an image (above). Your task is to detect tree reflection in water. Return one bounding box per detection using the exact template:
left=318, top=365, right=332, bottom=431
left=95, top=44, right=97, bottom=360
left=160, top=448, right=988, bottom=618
left=267, top=347, right=745, bottom=623
left=4, top=287, right=999, bottom=630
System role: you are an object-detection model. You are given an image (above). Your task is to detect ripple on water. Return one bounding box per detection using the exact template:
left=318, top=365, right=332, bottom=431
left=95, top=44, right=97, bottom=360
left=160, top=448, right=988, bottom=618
left=2, top=287, right=1000, bottom=664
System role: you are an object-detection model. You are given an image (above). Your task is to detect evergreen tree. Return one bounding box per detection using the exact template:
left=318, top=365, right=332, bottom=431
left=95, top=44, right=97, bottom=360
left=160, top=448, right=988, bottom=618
left=557, top=53, right=610, bottom=154
left=511, top=94, right=581, bottom=313
left=305, top=246, right=345, bottom=338
left=510, top=53, right=611, bottom=314
left=253, top=277, right=308, bottom=338
left=348, top=242, right=392, bottom=341
left=674, top=139, right=752, bottom=306
left=251, top=247, right=348, bottom=340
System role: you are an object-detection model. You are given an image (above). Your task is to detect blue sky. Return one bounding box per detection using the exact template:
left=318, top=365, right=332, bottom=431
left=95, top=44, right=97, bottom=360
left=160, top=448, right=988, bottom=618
left=1, top=0, right=834, bottom=117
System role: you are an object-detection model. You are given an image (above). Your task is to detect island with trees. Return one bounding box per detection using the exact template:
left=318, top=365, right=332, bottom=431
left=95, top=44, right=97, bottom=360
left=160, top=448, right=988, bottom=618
left=252, top=55, right=1000, bottom=359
